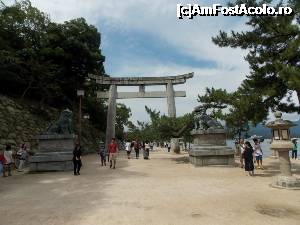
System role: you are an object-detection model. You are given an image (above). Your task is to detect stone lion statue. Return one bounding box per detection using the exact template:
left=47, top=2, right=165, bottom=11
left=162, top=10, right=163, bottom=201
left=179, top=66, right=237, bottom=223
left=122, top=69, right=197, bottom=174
left=193, top=106, right=223, bottom=130
left=44, top=109, right=74, bottom=134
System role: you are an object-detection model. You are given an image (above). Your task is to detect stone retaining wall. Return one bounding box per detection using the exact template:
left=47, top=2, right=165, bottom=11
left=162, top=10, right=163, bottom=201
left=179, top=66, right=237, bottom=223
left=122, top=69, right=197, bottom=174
left=0, top=95, right=102, bottom=153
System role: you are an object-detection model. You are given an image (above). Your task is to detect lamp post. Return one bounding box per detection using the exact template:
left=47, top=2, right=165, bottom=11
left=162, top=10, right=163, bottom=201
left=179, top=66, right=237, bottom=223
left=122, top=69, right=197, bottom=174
left=77, top=90, right=85, bottom=145
left=265, top=111, right=300, bottom=189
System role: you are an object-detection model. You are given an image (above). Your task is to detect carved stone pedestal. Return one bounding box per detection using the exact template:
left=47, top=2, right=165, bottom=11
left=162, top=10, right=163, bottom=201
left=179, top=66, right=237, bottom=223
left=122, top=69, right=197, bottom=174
left=29, top=134, right=75, bottom=172
left=270, top=149, right=300, bottom=190
left=189, top=129, right=235, bottom=167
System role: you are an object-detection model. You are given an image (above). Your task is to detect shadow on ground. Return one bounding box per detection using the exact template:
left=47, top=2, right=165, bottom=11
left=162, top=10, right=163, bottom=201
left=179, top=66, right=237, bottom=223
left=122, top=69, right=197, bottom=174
left=172, top=156, right=190, bottom=164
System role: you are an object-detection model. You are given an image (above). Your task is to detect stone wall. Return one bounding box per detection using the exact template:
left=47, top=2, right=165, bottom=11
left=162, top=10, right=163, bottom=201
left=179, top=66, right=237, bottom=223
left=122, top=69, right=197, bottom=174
left=0, top=95, right=103, bottom=153
left=0, top=95, right=57, bottom=152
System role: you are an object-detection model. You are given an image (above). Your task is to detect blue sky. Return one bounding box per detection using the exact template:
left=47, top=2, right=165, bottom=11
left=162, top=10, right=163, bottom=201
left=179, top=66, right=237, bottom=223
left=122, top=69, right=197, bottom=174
left=4, top=0, right=299, bottom=122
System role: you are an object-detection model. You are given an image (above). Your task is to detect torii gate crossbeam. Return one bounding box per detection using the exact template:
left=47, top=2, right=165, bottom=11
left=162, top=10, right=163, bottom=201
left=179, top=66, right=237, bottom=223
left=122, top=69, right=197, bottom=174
left=89, top=72, right=194, bottom=149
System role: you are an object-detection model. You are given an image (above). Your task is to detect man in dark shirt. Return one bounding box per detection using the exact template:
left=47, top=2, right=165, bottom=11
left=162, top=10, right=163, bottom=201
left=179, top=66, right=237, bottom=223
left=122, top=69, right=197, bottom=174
left=73, top=144, right=82, bottom=175
left=108, top=138, right=118, bottom=169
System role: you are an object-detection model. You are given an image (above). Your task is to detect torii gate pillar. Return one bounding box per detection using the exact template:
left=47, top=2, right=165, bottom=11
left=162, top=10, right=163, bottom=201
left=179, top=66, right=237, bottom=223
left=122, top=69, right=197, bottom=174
left=105, top=85, right=117, bottom=149
left=167, top=81, right=176, bottom=118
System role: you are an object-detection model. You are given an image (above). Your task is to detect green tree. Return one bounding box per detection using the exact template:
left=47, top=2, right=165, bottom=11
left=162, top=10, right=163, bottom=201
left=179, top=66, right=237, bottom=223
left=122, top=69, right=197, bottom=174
left=0, top=0, right=105, bottom=106
left=116, top=103, right=132, bottom=140
left=198, top=88, right=258, bottom=139
left=212, top=0, right=300, bottom=119
left=127, top=106, right=194, bottom=149
left=0, top=0, right=108, bottom=138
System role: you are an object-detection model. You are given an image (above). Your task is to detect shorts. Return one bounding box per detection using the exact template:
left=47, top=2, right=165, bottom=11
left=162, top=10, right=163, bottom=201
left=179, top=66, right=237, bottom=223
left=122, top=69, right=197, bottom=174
left=255, top=155, right=262, bottom=161
left=109, top=153, right=117, bottom=160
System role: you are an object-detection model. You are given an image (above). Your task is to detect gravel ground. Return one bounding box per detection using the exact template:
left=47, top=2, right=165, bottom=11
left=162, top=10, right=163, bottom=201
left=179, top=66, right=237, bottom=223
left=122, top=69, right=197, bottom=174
left=0, top=149, right=300, bottom=225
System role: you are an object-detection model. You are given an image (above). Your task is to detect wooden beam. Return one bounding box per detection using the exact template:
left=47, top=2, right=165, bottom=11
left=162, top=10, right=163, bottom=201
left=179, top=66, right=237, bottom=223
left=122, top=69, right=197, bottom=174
left=97, top=91, right=186, bottom=99
left=90, top=72, right=194, bottom=86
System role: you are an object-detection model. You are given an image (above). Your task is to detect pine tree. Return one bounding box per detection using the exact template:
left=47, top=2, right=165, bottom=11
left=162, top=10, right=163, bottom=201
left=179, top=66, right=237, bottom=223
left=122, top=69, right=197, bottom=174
left=212, top=0, right=300, bottom=116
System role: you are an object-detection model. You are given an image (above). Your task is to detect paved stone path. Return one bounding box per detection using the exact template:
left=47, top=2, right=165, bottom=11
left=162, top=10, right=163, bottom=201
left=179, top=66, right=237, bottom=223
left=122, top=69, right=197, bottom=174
left=1, top=150, right=300, bottom=225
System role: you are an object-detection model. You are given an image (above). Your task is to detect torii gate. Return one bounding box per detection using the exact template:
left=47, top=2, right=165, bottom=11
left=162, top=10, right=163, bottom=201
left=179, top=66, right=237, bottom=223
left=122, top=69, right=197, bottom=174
left=89, top=72, right=194, bottom=148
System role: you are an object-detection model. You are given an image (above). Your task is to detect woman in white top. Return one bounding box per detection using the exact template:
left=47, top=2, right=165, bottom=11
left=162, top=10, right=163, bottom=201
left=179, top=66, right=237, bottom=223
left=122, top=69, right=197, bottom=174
left=253, top=139, right=264, bottom=169
left=144, top=141, right=150, bottom=160
left=125, top=142, right=132, bottom=159
left=239, top=139, right=246, bottom=168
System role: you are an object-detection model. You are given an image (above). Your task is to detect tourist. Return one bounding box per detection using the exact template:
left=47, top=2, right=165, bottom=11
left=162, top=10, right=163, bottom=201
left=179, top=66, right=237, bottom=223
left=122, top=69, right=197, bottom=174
left=234, top=138, right=239, bottom=153
left=3, top=144, right=14, bottom=177
left=17, top=143, right=27, bottom=172
left=99, top=144, right=106, bottom=166
left=253, top=138, right=264, bottom=169
left=167, top=142, right=171, bottom=152
left=108, top=138, right=118, bottom=169
left=149, top=142, right=154, bottom=151
left=134, top=140, right=140, bottom=159
left=244, top=141, right=254, bottom=176
left=125, top=141, right=131, bottom=159
left=144, top=141, right=150, bottom=160
left=73, top=143, right=82, bottom=175
left=0, top=150, right=5, bottom=177
left=292, top=138, right=298, bottom=159
left=239, top=139, right=246, bottom=168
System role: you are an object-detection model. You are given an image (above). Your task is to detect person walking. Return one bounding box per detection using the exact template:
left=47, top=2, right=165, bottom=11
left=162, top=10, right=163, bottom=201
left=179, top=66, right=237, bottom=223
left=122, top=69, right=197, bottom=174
left=99, top=143, right=106, bottom=166
left=253, top=138, right=264, bottom=169
left=125, top=141, right=132, bottom=159
left=73, top=144, right=82, bottom=175
left=0, top=150, right=5, bottom=177
left=239, top=139, right=246, bottom=168
left=244, top=141, right=254, bottom=176
left=149, top=142, right=154, bottom=151
left=3, top=144, right=14, bottom=177
left=134, top=140, right=140, bottom=159
left=108, top=138, right=118, bottom=169
left=292, top=138, right=298, bottom=159
left=167, top=142, right=171, bottom=152
left=17, top=144, right=27, bottom=172
left=144, top=141, right=150, bottom=160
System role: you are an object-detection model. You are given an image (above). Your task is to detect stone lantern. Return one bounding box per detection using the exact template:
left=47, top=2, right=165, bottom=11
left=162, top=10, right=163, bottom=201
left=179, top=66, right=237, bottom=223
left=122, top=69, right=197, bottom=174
left=265, top=111, right=300, bottom=189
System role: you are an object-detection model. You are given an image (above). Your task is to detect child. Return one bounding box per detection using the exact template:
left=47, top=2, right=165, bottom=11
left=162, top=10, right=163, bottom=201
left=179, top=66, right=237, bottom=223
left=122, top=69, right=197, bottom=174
left=99, top=147, right=106, bottom=166
left=292, top=139, right=298, bottom=159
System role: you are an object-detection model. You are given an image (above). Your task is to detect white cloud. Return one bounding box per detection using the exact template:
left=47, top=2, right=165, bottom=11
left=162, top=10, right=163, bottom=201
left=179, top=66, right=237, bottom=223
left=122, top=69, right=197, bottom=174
left=116, top=60, right=248, bottom=122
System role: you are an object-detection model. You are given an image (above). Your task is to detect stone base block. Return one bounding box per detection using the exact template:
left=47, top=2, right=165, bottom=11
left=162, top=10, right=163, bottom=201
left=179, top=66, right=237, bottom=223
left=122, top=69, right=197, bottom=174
left=29, top=152, right=73, bottom=172
left=271, top=175, right=300, bottom=190
left=189, top=145, right=235, bottom=167
left=37, top=134, right=75, bottom=152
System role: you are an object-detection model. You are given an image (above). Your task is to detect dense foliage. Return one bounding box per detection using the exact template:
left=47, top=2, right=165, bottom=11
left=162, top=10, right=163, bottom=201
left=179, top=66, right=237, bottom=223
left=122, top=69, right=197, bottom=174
left=127, top=106, right=193, bottom=144
left=0, top=0, right=105, bottom=104
left=0, top=0, right=111, bottom=133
